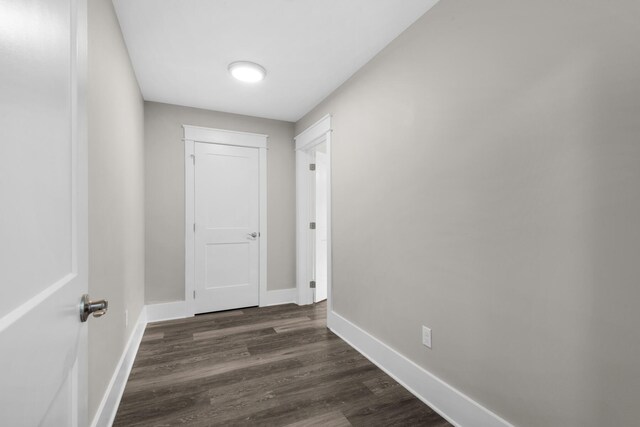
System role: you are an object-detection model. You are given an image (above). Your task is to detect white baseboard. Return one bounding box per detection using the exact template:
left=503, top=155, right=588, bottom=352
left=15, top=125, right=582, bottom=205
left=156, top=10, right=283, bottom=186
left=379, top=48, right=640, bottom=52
left=260, top=288, right=297, bottom=307
left=90, top=307, right=147, bottom=427
left=145, top=291, right=297, bottom=322
left=328, top=311, right=513, bottom=427
left=145, top=300, right=188, bottom=322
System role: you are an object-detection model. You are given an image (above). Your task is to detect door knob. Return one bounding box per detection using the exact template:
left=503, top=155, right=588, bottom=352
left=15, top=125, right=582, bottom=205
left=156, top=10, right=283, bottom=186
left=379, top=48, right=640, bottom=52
left=247, top=232, right=258, bottom=239
left=80, top=294, right=109, bottom=322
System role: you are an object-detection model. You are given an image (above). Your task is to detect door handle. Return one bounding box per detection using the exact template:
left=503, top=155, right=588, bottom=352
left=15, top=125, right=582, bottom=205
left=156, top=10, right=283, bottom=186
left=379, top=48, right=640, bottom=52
left=247, top=232, right=258, bottom=240
left=80, top=294, right=109, bottom=322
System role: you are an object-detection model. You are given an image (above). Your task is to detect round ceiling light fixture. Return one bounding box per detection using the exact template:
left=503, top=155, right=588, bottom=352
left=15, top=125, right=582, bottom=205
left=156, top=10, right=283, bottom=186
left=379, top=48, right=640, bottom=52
left=228, top=61, right=266, bottom=83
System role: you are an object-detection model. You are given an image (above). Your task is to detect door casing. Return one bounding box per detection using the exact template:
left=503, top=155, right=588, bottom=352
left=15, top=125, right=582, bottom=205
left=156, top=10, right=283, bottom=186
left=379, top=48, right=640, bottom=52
left=184, top=125, right=268, bottom=315
left=294, top=115, right=333, bottom=315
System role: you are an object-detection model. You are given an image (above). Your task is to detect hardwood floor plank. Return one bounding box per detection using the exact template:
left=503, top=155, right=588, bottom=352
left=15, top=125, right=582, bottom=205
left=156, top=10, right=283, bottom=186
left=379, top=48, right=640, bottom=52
left=141, top=331, right=164, bottom=342
left=192, top=316, right=311, bottom=340
left=284, top=410, right=352, bottom=427
left=246, top=327, right=338, bottom=356
left=114, top=301, right=451, bottom=426
left=362, top=376, right=402, bottom=396
left=273, top=318, right=326, bottom=333
left=128, top=345, right=251, bottom=384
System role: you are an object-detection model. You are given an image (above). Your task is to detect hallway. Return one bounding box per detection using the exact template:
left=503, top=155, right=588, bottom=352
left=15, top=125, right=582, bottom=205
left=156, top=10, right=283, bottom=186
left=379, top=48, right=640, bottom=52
left=3, top=1, right=640, bottom=425
left=114, top=303, right=449, bottom=426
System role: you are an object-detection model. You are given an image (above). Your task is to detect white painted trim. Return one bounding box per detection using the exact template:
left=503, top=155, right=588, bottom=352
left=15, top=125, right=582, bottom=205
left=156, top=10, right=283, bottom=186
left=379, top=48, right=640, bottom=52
left=184, top=126, right=268, bottom=315
left=325, top=131, right=333, bottom=315
left=294, top=116, right=332, bottom=307
left=261, top=288, right=297, bottom=307
left=294, top=114, right=331, bottom=151
left=295, top=149, right=310, bottom=306
left=258, top=148, right=268, bottom=306
left=144, top=290, right=299, bottom=323
left=328, top=311, right=513, bottom=427
left=184, top=140, right=196, bottom=315
left=145, top=301, right=190, bottom=323
left=183, top=125, right=267, bottom=148
left=89, top=307, right=147, bottom=427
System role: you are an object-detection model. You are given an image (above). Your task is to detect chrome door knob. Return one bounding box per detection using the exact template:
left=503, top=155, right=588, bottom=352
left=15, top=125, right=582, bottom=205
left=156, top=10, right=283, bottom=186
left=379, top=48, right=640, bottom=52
left=80, top=294, right=109, bottom=322
left=247, top=232, right=258, bottom=239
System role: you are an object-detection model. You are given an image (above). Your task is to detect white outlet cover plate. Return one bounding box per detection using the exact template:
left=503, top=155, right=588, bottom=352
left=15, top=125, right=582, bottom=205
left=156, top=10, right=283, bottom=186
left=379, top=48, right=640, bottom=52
left=422, top=325, right=432, bottom=348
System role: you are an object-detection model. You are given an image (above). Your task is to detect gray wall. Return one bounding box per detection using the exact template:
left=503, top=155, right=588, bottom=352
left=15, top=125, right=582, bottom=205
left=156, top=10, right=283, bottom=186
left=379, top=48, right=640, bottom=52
left=144, top=102, right=296, bottom=303
left=296, top=1, right=640, bottom=426
left=87, top=0, right=145, bottom=419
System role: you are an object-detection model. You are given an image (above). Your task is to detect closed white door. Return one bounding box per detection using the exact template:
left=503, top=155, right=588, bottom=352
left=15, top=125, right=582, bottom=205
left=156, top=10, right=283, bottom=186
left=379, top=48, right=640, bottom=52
left=0, top=0, right=89, bottom=425
left=194, top=143, right=260, bottom=313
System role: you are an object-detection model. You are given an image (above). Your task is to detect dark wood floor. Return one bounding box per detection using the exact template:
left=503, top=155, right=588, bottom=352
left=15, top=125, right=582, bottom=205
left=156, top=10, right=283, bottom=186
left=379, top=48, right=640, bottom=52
left=114, top=302, right=450, bottom=426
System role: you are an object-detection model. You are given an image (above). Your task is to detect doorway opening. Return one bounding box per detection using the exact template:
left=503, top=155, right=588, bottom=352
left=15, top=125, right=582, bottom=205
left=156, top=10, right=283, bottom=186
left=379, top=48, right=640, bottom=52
left=295, top=115, right=332, bottom=311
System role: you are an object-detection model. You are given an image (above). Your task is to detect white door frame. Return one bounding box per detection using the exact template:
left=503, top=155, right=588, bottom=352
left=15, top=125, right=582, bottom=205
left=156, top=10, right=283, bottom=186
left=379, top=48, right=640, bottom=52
left=184, top=125, right=268, bottom=315
left=295, top=115, right=332, bottom=309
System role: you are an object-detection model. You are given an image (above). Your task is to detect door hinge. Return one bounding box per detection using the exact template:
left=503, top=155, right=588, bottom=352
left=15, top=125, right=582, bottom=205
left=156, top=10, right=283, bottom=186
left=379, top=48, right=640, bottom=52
left=309, top=163, right=316, bottom=171
left=190, top=154, right=195, bottom=165
left=193, top=223, right=196, bottom=232
left=309, top=281, right=316, bottom=289
left=309, top=222, right=316, bottom=230
left=193, top=290, right=196, bottom=299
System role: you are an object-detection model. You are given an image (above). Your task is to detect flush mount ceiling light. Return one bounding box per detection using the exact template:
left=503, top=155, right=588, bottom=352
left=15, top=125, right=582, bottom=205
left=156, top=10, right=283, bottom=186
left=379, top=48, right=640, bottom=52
left=228, top=61, right=266, bottom=83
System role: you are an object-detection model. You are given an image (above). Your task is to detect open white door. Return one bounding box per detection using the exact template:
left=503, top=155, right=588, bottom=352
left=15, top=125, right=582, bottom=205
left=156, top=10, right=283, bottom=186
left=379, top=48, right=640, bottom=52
left=314, top=148, right=328, bottom=303
left=295, top=115, right=332, bottom=308
left=0, top=0, right=89, bottom=425
left=194, top=143, right=260, bottom=313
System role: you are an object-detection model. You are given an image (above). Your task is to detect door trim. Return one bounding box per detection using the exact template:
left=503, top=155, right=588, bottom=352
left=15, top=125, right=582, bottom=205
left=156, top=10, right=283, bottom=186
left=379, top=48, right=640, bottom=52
left=183, top=125, right=268, bottom=315
left=294, top=115, right=332, bottom=308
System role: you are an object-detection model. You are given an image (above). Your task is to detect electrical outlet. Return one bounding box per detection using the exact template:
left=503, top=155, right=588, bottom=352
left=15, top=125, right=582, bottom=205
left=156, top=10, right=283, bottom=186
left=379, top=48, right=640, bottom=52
left=125, top=309, right=129, bottom=328
left=422, top=326, right=432, bottom=349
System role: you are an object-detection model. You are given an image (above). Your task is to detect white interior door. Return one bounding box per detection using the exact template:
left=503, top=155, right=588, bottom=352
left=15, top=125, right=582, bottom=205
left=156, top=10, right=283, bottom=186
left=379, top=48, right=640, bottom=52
left=295, top=116, right=331, bottom=308
left=194, top=143, right=260, bottom=313
left=0, top=0, right=88, bottom=425
left=314, top=149, right=328, bottom=302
